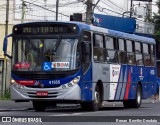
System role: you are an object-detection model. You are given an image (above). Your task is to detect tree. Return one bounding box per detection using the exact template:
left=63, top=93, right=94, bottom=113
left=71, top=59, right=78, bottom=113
left=153, top=0, right=160, bottom=35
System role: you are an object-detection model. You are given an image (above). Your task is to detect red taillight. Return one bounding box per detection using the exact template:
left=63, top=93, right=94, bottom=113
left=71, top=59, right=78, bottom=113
left=14, top=62, right=30, bottom=69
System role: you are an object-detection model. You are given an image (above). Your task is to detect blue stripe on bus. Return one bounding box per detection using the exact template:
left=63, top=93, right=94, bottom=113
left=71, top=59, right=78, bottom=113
left=81, top=64, right=93, bottom=101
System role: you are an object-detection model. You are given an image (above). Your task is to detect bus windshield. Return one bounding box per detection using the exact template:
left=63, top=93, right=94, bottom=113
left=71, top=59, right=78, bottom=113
left=12, top=38, right=80, bottom=71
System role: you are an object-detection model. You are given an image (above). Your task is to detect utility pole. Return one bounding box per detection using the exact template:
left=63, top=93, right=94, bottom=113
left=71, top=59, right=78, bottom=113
left=146, top=1, right=152, bottom=22
left=2, top=0, right=10, bottom=96
left=86, top=0, right=100, bottom=25
left=86, top=0, right=93, bottom=24
left=56, top=0, right=59, bottom=21
left=21, top=0, right=26, bottom=23
left=130, top=0, right=133, bottom=17
left=44, top=0, right=47, bottom=20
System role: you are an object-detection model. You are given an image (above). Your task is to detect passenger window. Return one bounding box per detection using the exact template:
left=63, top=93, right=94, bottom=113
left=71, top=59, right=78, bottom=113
left=143, top=43, right=151, bottom=66
left=151, top=44, right=155, bottom=66
left=94, top=34, right=105, bottom=62
left=105, top=36, right=118, bottom=63
left=119, top=39, right=125, bottom=51
left=143, top=43, right=149, bottom=54
left=135, top=42, right=143, bottom=66
left=126, top=40, right=136, bottom=65
left=94, top=34, right=104, bottom=48
left=105, top=36, right=114, bottom=49
left=118, top=39, right=127, bottom=64
left=135, top=42, right=141, bottom=53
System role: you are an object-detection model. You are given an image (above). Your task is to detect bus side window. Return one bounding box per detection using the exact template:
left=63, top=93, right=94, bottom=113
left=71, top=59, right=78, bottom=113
left=118, top=39, right=127, bottom=64
left=105, top=36, right=118, bottom=63
left=135, top=42, right=143, bottom=66
left=143, top=43, right=151, bottom=66
left=93, top=34, right=105, bottom=62
left=151, top=44, right=155, bottom=66
left=126, top=40, right=136, bottom=65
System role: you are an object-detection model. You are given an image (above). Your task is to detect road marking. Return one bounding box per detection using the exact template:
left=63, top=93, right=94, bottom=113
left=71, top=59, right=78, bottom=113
left=50, top=112, right=83, bottom=116
left=71, top=113, right=83, bottom=115
left=0, top=108, right=30, bottom=111
left=50, top=114, right=72, bottom=116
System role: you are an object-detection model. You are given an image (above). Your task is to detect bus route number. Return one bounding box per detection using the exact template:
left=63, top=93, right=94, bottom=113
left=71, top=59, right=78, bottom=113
left=49, top=80, right=60, bottom=85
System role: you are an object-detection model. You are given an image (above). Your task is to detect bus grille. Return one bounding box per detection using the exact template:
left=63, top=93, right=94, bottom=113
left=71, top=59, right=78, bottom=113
left=25, top=85, right=61, bottom=88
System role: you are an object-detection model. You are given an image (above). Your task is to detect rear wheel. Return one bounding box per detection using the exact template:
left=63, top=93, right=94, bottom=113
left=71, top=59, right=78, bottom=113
left=32, top=101, right=46, bottom=112
left=123, top=84, right=142, bottom=108
left=81, top=85, right=102, bottom=111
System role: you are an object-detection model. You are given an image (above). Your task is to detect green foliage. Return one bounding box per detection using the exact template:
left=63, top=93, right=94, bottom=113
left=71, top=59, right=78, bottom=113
left=0, top=89, right=10, bottom=100
left=153, top=0, right=160, bottom=35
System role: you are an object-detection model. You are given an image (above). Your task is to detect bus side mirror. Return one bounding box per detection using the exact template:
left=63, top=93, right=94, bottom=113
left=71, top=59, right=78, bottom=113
left=3, top=34, right=12, bottom=59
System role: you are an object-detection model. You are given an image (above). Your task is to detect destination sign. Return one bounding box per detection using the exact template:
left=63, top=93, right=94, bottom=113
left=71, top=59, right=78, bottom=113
left=13, top=23, right=78, bottom=35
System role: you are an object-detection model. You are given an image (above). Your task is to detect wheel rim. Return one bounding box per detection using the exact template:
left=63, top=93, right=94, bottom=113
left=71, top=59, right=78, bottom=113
left=137, top=89, right=141, bottom=104
left=95, top=91, right=99, bottom=104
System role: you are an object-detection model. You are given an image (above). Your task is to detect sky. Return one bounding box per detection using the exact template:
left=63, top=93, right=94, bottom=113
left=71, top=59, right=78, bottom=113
left=14, top=0, right=159, bottom=21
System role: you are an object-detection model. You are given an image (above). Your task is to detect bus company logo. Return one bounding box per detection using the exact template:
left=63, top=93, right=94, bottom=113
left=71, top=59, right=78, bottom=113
left=112, top=70, right=119, bottom=77
left=52, top=62, right=69, bottom=68
left=93, top=15, right=102, bottom=24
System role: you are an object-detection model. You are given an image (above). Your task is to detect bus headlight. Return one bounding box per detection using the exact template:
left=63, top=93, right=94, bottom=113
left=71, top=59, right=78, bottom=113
left=16, top=84, right=24, bottom=89
left=61, top=76, right=80, bottom=89
left=73, top=76, right=80, bottom=84
left=11, top=79, right=16, bottom=84
left=72, top=76, right=80, bottom=84
left=67, top=76, right=80, bottom=88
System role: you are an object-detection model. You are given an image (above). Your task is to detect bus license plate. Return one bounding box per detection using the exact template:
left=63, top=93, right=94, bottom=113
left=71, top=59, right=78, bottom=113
left=36, top=91, right=48, bottom=96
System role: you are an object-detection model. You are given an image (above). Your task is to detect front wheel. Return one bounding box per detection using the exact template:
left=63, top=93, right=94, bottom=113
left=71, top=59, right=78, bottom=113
left=81, top=85, right=102, bottom=111
left=32, top=101, right=46, bottom=112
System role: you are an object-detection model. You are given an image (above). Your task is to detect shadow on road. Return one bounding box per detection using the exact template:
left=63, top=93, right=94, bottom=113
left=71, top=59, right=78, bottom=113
left=38, top=106, right=126, bottom=113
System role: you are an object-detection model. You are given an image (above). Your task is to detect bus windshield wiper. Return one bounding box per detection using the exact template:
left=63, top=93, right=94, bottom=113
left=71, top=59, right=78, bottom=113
left=53, top=36, right=62, bottom=54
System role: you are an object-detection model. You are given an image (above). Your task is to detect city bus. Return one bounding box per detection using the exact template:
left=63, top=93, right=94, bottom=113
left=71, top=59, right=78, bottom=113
left=3, top=21, right=157, bottom=111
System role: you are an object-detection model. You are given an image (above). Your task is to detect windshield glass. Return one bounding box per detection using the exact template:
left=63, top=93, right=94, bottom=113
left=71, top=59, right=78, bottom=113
left=12, top=38, right=80, bottom=71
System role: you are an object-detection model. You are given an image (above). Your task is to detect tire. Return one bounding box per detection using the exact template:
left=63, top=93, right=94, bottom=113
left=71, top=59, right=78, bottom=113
left=132, top=84, right=142, bottom=108
left=123, top=84, right=142, bottom=108
left=32, top=101, right=46, bottom=112
left=81, top=85, right=102, bottom=111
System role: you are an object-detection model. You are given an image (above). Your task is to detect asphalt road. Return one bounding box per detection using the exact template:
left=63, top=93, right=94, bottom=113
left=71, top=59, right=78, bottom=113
left=0, top=98, right=160, bottom=125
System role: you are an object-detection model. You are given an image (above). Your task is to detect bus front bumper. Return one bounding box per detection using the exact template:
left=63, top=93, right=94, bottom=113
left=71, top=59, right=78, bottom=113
left=10, top=84, right=81, bottom=101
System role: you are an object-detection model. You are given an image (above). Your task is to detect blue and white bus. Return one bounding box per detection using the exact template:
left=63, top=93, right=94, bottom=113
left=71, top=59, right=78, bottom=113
left=3, top=21, right=157, bottom=111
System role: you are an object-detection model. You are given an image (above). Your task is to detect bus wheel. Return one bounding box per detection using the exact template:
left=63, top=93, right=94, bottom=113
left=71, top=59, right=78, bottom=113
left=81, top=85, right=101, bottom=111
left=123, top=84, right=142, bottom=108
left=32, top=101, right=46, bottom=112
left=132, top=84, right=142, bottom=108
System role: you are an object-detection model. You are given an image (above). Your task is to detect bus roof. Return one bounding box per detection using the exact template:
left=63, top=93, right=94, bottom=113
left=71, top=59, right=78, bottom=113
left=70, top=21, right=156, bottom=44
left=14, top=21, right=155, bottom=44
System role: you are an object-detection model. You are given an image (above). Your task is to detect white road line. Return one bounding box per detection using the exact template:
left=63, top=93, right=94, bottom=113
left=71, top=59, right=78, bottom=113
left=50, top=113, right=83, bottom=116
left=0, top=108, right=29, bottom=111
left=50, top=114, right=72, bottom=116
left=71, top=113, right=83, bottom=115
